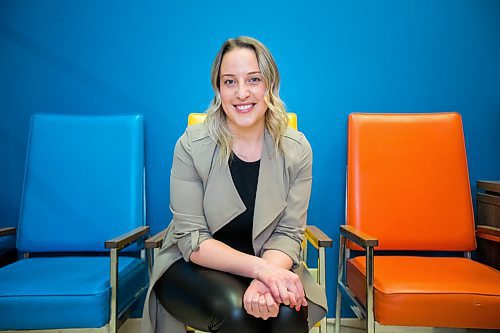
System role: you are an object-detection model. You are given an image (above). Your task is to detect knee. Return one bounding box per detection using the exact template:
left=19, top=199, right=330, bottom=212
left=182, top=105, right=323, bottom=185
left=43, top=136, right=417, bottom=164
left=268, top=305, right=308, bottom=333
left=210, top=300, right=262, bottom=333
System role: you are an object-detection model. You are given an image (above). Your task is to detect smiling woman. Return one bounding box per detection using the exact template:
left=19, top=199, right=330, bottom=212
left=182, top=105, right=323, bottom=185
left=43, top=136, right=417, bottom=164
left=218, top=48, right=268, bottom=161
left=141, top=36, right=327, bottom=333
left=220, top=48, right=267, bottom=135
left=206, top=37, right=289, bottom=164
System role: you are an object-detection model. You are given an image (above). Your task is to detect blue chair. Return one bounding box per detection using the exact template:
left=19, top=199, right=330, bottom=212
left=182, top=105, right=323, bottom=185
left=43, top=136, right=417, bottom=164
left=0, top=114, right=149, bottom=333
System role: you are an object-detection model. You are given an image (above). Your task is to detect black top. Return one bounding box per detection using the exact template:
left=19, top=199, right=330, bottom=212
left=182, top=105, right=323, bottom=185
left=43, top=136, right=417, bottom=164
left=213, top=154, right=260, bottom=255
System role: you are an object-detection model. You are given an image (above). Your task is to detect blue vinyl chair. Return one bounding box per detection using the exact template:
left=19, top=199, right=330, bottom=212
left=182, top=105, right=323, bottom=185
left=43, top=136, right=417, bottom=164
left=0, top=114, right=149, bottom=333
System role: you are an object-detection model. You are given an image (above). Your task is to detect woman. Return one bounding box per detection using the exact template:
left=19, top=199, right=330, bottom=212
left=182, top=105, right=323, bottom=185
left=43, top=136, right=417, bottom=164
left=142, top=36, right=327, bottom=333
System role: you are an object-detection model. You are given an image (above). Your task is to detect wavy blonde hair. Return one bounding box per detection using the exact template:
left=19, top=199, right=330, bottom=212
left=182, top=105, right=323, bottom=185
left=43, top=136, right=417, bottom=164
left=205, top=36, right=288, bottom=163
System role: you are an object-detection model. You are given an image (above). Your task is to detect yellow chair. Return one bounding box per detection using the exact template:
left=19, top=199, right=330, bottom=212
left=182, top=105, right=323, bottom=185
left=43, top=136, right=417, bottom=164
left=335, top=113, right=500, bottom=333
left=147, top=112, right=331, bottom=333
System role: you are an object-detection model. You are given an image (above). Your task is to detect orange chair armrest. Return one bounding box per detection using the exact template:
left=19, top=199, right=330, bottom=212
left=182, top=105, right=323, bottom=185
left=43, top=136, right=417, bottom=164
left=340, top=225, right=378, bottom=248
left=145, top=228, right=167, bottom=249
left=305, top=225, right=333, bottom=248
left=476, top=225, right=500, bottom=243
left=0, top=227, right=16, bottom=237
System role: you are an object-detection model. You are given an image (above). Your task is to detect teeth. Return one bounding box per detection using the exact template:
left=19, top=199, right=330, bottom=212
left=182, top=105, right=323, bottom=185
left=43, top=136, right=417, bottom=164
left=236, top=104, right=253, bottom=111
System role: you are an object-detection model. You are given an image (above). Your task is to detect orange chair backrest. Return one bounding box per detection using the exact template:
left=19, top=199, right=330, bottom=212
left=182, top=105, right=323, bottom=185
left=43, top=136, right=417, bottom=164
left=347, top=113, right=476, bottom=251
left=188, top=112, right=298, bottom=130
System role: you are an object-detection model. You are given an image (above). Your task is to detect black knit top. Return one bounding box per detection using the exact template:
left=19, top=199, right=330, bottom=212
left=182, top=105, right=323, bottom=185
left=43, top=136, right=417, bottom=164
left=212, top=154, right=260, bottom=255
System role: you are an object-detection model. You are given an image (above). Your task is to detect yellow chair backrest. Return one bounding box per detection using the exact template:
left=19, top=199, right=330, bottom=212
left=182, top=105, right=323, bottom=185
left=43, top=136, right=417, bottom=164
left=188, top=112, right=298, bottom=130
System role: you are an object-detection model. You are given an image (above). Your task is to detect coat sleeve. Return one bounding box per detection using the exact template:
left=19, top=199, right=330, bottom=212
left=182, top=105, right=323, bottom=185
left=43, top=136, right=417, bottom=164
left=261, top=133, right=313, bottom=268
left=170, top=130, right=212, bottom=261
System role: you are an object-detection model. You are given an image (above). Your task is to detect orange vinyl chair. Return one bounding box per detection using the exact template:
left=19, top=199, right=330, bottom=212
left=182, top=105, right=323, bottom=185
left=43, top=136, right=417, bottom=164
left=147, top=112, right=331, bottom=333
left=334, top=113, right=500, bottom=333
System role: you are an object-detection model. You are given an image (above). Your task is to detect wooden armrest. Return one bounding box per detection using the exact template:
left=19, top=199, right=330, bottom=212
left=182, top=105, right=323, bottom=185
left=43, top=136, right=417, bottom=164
left=477, top=193, right=500, bottom=206
left=476, top=225, right=500, bottom=243
left=145, top=229, right=167, bottom=249
left=105, top=226, right=150, bottom=250
left=0, top=227, right=16, bottom=237
left=340, top=225, right=378, bottom=248
left=477, top=180, right=500, bottom=195
left=305, top=225, right=333, bottom=248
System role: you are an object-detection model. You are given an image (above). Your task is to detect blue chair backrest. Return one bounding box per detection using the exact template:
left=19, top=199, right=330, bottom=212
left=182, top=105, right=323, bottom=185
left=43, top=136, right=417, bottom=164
left=17, top=114, right=144, bottom=253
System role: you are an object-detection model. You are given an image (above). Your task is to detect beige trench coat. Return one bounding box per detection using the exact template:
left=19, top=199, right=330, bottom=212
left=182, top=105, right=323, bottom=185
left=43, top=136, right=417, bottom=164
left=142, top=124, right=327, bottom=333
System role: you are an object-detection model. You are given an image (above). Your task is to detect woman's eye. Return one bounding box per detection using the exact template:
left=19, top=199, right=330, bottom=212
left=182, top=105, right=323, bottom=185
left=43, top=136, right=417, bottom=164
left=223, top=79, right=236, bottom=86
left=248, top=77, right=261, bottom=84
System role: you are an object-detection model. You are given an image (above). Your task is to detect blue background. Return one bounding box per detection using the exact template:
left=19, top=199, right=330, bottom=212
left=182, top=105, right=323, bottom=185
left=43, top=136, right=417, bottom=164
left=1, top=0, right=499, bottom=318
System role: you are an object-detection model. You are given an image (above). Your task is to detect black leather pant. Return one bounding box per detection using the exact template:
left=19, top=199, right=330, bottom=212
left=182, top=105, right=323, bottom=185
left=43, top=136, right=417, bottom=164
left=154, top=259, right=309, bottom=333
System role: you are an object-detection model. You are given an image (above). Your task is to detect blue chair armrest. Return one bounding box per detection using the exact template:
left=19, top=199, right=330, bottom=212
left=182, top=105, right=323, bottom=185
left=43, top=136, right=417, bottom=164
left=0, top=227, right=16, bottom=237
left=105, top=226, right=150, bottom=251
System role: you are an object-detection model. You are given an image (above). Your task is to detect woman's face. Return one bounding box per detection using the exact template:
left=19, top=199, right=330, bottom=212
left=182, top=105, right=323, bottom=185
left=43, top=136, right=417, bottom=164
left=219, top=47, right=267, bottom=134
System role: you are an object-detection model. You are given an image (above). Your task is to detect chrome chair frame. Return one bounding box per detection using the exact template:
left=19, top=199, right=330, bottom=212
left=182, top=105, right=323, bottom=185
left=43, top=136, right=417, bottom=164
left=334, top=226, right=378, bottom=333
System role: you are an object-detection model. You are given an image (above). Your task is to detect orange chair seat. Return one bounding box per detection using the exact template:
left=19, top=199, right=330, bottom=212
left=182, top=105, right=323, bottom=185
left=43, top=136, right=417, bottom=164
left=347, top=256, right=500, bottom=329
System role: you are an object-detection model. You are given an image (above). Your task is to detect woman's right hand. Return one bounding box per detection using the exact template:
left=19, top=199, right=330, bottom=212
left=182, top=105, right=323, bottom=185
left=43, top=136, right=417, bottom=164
left=243, top=279, right=279, bottom=320
left=255, top=262, right=308, bottom=310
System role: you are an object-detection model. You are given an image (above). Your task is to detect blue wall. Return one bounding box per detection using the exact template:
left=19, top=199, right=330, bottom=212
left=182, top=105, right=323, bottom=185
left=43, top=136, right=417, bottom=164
left=1, top=0, right=499, bottom=317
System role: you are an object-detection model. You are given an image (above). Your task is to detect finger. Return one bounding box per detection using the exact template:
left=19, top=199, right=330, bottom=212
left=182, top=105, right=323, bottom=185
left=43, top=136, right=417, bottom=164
left=277, top=282, right=290, bottom=305
left=251, top=293, right=261, bottom=315
left=244, top=289, right=255, bottom=312
left=286, top=281, right=299, bottom=303
left=294, top=278, right=306, bottom=301
left=265, top=292, right=275, bottom=307
left=268, top=283, right=282, bottom=304
left=265, top=293, right=279, bottom=317
left=290, top=277, right=306, bottom=308
left=287, top=291, right=298, bottom=308
left=295, top=279, right=306, bottom=303
left=295, top=293, right=306, bottom=311
left=259, top=295, right=268, bottom=316
left=244, top=294, right=253, bottom=314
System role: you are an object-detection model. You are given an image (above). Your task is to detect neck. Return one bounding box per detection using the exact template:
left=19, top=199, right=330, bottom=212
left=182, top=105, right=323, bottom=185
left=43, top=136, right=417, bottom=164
left=230, top=125, right=265, bottom=162
left=233, top=125, right=264, bottom=144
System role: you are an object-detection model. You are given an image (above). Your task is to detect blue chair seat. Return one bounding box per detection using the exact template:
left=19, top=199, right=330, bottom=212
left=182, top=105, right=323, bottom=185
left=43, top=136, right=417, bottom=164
left=0, top=256, right=147, bottom=330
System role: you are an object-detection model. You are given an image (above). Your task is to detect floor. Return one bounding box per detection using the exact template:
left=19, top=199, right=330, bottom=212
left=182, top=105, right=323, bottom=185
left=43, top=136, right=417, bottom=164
left=118, top=318, right=495, bottom=333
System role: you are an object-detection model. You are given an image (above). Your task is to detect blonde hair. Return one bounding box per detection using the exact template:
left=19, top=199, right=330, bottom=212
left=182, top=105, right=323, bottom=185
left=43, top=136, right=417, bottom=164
left=205, top=36, right=288, bottom=163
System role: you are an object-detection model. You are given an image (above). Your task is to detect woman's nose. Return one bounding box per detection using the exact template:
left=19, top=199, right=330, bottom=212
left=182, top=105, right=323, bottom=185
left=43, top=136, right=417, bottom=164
left=236, top=83, right=249, bottom=99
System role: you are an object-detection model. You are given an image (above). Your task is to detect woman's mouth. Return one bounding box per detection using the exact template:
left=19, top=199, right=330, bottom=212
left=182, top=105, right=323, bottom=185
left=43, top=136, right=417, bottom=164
left=234, top=103, right=255, bottom=113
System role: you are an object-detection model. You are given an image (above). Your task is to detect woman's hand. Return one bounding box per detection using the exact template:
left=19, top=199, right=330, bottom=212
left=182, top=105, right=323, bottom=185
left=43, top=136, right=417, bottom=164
left=243, top=279, right=279, bottom=320
left=255, top=262, right=308, bottom=310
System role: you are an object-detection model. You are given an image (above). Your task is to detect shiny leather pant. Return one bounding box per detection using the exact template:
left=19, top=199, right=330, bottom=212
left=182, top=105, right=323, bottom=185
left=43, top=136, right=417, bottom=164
left=154, top=259, right=309, bottom=333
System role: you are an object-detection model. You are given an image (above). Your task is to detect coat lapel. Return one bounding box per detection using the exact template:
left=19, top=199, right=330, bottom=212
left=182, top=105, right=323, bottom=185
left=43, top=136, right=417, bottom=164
left=203, top=144, right=246, bottom=234
left=203, top=130, right=286, bottom=242
left=252, top=130, right=287, bottom=240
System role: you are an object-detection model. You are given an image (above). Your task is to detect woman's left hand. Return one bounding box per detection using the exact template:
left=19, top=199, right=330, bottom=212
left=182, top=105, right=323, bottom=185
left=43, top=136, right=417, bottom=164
left=255, top=262, right=308, bottom=310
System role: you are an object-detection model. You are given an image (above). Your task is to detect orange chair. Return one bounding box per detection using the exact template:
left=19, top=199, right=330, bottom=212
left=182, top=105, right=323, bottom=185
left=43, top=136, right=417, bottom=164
left=335, top=113, right=500, bottom=333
